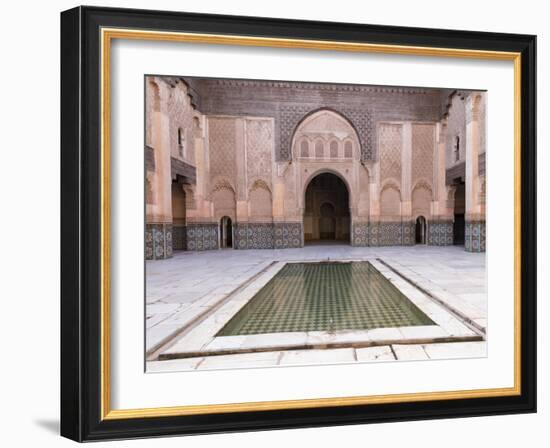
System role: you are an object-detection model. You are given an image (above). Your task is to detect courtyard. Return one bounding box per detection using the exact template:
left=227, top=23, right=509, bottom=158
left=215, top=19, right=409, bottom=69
left=146, top=245, right=486, bottom=372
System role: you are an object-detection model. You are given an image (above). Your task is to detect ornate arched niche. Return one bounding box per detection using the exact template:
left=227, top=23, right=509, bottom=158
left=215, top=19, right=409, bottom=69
left=291, top=110, right=360, bottom=161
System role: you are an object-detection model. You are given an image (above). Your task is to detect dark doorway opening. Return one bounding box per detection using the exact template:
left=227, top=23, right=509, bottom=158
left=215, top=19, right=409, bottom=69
left=304, top=173, right=350, bottom=244
left=453, top=182, right=466, bottom=245
left=171, top=178, right=187, bottom=250
left=415, top=216, right=427, bottom=244
left=319, top=202, right=336, bottom=240
left=220, top=216, right=233, bottom=248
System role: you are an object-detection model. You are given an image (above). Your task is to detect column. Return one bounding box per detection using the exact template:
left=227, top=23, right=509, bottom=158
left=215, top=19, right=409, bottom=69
left=235, top=118, right=250, bottom=249
left=400, top=122, right=413, bottom=245
left=464, top=93, right=485, bottom=252
left=366, top=162, right=380, bottom=246
left=431, top=121, right=453, bottom=245
left=146, top=79, right=173, bottom=259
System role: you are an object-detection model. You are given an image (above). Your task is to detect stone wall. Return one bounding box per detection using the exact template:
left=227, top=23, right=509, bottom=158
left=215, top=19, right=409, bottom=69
left=145, top=76, right=486, bottom=254
left=194, top=78, right=444, bottom=162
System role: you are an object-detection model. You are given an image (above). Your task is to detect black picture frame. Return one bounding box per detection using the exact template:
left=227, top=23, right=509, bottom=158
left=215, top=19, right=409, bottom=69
left=60, top=5, right=536, bottom=442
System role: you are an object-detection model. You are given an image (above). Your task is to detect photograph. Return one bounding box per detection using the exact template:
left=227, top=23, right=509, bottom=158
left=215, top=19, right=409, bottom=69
left=144, top=75, right=488, bottom=372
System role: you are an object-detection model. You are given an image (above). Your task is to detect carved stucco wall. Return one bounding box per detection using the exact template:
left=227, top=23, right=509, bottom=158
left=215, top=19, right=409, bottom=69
left=245, top=119, right=273, bottom=191
left=280, top=105, right=372, bottom=161
left=412, top=123, right=435, bottom=188
left=291, top=110, right=360, bottom=161
left=249, top=181, right=273, bottom=222
left=211, top=184, right=236, bottom=221
left=208, top=117, right=237, bottom=192
left=380, top=185, right=401, bottom=219
left=167, top=82, right=197, bottom=166
left=194, top=79, right=443, bottom=163
left=379, top=123, right=403, bottom=187
left=145, top=79, right=158, bottom=149
left=412, top=184, right=432, bottom=219
left=445, top=93, right=467, bottom=170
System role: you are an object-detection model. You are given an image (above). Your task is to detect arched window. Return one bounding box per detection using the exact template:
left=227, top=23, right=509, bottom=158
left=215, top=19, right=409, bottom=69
left=300, top=140, right=309, bottom=158
left=178, top=127, right=185, bottom=158
left=454, top=135, right=460, bottom=161
left=330, top=140, right=339, bottom=158
left=344, top=141, right=353, bottom=158
left=315, top=140, right=324, bottom=158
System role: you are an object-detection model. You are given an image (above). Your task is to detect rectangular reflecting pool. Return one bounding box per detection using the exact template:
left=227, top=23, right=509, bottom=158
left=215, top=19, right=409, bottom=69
left=217, top=261, right=434, bottom=336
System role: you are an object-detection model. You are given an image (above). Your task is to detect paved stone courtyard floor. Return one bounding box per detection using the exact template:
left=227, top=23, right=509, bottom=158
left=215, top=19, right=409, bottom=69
left=146, top=244, right=487, bottom=372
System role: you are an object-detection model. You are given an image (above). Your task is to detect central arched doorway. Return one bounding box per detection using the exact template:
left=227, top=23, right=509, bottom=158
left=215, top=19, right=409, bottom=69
left=303, top=173, right=350, bottom=244
left=415, top=216, right=427, bottom=244
left=220, top=216, right=233, bottom=248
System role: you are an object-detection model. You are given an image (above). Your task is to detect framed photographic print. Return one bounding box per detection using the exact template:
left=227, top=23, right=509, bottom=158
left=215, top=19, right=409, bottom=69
left=60, top=6, right=536, bottom=442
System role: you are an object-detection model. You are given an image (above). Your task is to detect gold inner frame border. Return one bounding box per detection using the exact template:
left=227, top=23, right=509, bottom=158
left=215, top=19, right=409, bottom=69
left=99, top=27, right=522, bottom=420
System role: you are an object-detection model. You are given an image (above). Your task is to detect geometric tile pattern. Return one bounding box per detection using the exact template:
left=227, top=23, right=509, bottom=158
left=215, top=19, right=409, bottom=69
left=156, top=221, right=462, bottom=252
left=378, top=222, right=404, bottom=246
left=274, top=223, right=303, bottom=249
left=234, top=223, right=274, bottom=249
left=352, top=221, right=457, bottom=247
left=427, top=220, right=454, bottom=246
left=185, top=223, right=219, bottom=251
left=351, top=223, right=370, bottom=247
left=233, top=222, right=303, bottom=249
left=352, top=222, right=415, bottom=247
left=465, top=220, right=486, bottom=252
left=145, top=223, right=173, bottom=260
left=217, top=261, right=434, bottom=336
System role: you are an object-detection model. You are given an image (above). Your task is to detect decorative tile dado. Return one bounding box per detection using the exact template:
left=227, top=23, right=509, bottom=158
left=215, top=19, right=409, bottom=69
left=378, top=222, right=403, bottom=246
left=186, top=223, right=219, bottom=251
left=402, top=221, right=415, bottom=246
left=233, top=222, right=303, bottom=249
left=428, top=220, right=453, bottom=246
left=145, top=223, right=173, bottom=260
left=465, top=220, right=486, bottom=253
left=352, top=222, right=413, bottom=247
left=234, top=223, right=274, bottom=249
left=274, top=222, right=303, bottom=249
left=352, top=223, right=369, bottom=247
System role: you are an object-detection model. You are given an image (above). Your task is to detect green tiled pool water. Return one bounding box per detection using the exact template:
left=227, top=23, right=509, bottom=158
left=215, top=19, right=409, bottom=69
left=217, top=262, right=434, bottom=336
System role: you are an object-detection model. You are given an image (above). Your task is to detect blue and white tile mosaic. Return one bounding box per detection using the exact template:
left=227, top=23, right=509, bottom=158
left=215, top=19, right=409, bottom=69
left=428, top=220, right=454, bottom=246
left=274, top=222, right=303, bottom=249
left=465, top=220, right=486, bottom=253
left=234, top=223, right=274, bottom=249
left=145, top=223, right=173, bottom=260
left=233, top=222, right=303, bottom=249
left=186, top=223, right=219, bottom=251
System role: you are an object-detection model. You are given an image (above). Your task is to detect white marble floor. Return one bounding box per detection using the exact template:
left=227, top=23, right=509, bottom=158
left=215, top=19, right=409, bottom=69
left=146, top=245, right=486, bottom=371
